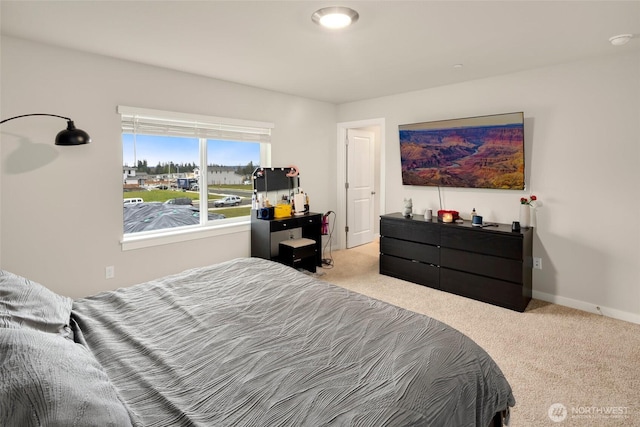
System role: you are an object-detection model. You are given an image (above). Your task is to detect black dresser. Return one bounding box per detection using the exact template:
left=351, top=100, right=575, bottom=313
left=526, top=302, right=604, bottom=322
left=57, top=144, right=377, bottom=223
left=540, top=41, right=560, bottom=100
left=380, top=213, right=532, bottom=312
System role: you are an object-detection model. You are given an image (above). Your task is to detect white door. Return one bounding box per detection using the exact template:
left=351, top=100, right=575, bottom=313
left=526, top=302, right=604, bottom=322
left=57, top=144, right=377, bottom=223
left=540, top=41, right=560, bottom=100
left=346, top=129, right=375, bottom=248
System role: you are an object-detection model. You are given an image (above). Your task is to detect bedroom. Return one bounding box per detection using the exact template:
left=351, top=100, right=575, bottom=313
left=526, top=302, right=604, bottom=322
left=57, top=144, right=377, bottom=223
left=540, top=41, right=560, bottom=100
left=1, top=1, right=639, bottom=425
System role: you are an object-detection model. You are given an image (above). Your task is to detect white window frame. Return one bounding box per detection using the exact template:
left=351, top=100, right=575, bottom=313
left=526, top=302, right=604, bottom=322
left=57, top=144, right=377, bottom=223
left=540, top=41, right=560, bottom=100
left=118, top=106, right=273, bottom=251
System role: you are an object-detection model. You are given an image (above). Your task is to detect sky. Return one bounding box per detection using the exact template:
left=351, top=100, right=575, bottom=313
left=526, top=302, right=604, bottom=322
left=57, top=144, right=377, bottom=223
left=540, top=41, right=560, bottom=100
left=122, top=134, right=260, bottom=167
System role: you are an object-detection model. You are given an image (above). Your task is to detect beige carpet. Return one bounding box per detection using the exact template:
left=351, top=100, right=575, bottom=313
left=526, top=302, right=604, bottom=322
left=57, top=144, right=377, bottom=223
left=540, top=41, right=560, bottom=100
left=317, top=241, right=639, bottom=426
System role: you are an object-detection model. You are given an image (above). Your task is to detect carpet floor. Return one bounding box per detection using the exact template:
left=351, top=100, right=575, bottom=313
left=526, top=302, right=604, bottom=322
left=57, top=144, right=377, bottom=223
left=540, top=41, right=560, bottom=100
left=317, top=241, right=639, bottom=426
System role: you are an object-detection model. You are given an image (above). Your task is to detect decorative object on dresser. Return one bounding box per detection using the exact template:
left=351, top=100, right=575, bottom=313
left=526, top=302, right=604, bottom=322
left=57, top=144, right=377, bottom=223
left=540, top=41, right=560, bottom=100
left=518, top=204, right=530, bottom=228
left=437, top=209, right=459, bottom=222
left=402, top=198, right=413, bottom=217
left=380, top=212, right=533, bottom=312
left=519, top=195, right=538, bottom=228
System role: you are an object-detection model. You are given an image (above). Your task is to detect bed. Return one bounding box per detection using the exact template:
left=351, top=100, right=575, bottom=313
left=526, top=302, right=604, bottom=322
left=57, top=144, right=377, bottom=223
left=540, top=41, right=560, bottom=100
left=1, top=257, right=514, bottom=426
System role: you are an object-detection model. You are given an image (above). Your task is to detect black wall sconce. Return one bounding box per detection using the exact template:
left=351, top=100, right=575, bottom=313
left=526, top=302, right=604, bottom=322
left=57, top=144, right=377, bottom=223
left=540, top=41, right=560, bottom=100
left=0, top=113, right=91, bottom=146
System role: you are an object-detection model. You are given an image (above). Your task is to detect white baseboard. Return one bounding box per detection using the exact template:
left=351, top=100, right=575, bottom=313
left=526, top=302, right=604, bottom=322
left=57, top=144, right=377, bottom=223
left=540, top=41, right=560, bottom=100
left=533, top=290, right=640, bottom=325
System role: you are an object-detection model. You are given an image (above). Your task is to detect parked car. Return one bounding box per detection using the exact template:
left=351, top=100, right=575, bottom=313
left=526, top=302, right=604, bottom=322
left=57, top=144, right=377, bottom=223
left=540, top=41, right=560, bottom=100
left=214, top=195, right=241, bottom=207
left=164, top=198, right=193, bottom=206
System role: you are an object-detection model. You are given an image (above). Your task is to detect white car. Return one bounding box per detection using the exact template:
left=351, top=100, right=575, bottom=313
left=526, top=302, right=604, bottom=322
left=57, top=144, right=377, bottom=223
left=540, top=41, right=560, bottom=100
left=123, top=198, right=144, bottom=205
left=214, top=195, right=241, bottom=207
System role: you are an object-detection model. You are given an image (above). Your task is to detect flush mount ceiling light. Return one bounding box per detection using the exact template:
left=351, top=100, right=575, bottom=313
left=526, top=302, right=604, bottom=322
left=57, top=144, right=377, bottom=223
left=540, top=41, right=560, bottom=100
left=312, top=7, right=359, bottom=29
left=609, top=34, right=633, bottom=46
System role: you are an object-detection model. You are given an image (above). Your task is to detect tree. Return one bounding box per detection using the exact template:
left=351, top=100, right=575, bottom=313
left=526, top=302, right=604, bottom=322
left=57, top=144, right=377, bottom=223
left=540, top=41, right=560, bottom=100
left=136, top=159, right=149, bottom=173
left=239, top=161, right=256, bottom=177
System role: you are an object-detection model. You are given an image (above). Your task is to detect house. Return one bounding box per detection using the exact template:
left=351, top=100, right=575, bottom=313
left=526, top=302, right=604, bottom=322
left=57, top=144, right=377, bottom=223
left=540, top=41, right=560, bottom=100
left=0, top=2, right=638, bottom=326
left=123, top=166, right=148, bottom=187
left=207, top=166, right=244, bottom=186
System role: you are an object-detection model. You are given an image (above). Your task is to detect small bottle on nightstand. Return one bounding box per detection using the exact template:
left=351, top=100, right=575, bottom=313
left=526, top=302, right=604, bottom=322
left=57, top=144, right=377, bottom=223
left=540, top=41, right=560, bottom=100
left=471, top=208, right=477, bottom=221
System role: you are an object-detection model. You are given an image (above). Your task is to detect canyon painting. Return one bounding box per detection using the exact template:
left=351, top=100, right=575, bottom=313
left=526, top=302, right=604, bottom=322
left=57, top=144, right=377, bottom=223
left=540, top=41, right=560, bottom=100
left=399, top=112, right=525, bottom=189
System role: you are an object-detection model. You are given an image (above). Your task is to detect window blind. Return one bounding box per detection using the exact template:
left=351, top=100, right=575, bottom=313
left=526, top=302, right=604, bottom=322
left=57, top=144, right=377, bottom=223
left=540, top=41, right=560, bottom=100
left=118, top=105, right=273, bottom=142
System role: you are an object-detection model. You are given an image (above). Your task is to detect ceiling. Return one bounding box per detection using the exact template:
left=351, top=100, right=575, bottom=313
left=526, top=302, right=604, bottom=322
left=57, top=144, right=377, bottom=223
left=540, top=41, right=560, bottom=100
left=1, top=1, right=639, bottom=104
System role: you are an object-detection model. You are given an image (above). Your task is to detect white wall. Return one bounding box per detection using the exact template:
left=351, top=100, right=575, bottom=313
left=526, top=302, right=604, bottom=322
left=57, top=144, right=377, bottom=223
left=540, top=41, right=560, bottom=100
left=0, top=36, right=337, bottom=298
left=338, top=51, right=640, bottom=323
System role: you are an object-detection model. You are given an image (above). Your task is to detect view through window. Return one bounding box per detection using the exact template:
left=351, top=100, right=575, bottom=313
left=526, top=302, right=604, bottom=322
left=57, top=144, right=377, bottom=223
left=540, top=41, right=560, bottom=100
left=123, top=133, right=261, bottom=235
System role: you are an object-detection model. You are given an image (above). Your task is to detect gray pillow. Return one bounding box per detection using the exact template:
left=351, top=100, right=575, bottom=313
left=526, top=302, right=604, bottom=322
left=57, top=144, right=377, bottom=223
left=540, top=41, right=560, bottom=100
left=0, top=328, right=134, bottom=426
left=0, top=270, right=72, bottom=333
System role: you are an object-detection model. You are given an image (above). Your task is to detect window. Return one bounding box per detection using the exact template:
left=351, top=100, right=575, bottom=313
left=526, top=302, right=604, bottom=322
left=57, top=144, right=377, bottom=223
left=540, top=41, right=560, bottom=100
left=119, top=106, right=272, bottom=246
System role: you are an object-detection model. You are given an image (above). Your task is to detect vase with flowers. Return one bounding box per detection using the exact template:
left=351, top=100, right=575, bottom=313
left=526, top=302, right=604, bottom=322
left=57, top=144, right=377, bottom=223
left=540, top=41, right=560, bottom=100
left=519, top=195, right=537, bottom=228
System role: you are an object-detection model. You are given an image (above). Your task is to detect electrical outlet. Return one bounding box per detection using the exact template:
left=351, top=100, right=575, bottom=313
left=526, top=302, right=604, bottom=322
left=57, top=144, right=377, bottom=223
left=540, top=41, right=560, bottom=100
left=533, top=257, right=542, bottom=270
left=105, top=266, right=115, bottom=279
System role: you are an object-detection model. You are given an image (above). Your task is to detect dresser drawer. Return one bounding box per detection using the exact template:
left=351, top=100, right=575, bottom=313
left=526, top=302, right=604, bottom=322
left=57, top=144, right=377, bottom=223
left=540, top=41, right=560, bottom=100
left=381, top=218, right=440, bottom=245
left=440, top=268, right=530, bottom=312
left=440, top=226, right=522, bottom=260
left=440, top=247, right=523, bottom=283
left=380, top=236, right=439, bottom=265
left=380, top=254, right=439, bottom=289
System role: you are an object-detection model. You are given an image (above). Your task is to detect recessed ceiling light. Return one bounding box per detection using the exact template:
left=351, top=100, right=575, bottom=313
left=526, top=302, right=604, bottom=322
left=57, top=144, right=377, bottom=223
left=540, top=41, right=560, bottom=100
left=453, top=64, right=464, bottom=69
left=609, top=34, right=633, bottom=46
left=312, top=7, right=359, bottom=29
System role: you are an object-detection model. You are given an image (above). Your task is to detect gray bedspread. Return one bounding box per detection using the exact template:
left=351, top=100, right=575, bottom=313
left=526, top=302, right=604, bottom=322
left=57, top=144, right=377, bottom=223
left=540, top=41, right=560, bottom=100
left=71, top=257, right=514, bottom=427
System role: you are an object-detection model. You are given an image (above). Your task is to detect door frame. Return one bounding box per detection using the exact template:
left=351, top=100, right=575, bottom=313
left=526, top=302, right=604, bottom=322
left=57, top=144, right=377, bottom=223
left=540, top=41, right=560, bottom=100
left=336, top=118, right=386, bottom=250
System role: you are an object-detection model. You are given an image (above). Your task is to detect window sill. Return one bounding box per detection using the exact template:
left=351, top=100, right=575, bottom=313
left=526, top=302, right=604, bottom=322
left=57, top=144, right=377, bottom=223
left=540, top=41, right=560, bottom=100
left=121, top=218, right=250, bottom=251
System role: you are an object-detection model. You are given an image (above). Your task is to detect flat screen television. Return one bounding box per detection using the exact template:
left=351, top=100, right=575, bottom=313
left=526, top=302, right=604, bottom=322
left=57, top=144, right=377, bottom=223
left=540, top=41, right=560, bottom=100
left=399, top=112, right=525, bottom=189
